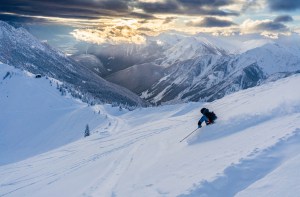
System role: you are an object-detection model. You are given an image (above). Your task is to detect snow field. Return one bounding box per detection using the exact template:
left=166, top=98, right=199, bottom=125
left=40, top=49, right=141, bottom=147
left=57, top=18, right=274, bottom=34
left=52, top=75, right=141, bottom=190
left=0, top=64, right=109, bottom=165
left=1, top=64, right=300, bottom=196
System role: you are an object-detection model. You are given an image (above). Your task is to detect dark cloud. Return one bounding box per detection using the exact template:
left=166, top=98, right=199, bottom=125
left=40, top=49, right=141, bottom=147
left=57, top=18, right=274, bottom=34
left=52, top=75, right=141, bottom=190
left=177, top=0, right=233, bottom=7
left=0, top=0, right=155, bottom=24
left=187, top=17, right=236, bottom=27
left=243, top=14, right=293, bottom=34
left=256, top=21, right=288, bottom=32
left=241, top=0, right=259, bottom=12
left=137, top=1, right=179, bottom=13
left=200, top=9, right=239, bottom=16
left=0, top=0, right=240, bottom=26
left=274, top=15, right=293, bottom=23
left=136, top=0, right=239, bottom=16
left=137, top=27, right=152, bottom=31
left=268, top=0, right=300, bottom=11
left=0, top=13, right=49, bottom=25
left=129, top=12, right=156, bottom=19
left=163, top=17, right=177, bottom=24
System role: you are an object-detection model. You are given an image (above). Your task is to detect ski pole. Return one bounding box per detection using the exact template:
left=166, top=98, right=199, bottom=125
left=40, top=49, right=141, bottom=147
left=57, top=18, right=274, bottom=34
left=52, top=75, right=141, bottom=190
left=179, top=128, right=199, bottom=143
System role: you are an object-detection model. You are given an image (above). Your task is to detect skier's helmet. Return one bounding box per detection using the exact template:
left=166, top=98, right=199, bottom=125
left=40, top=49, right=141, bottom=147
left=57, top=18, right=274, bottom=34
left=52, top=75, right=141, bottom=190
left=200, top=108, right=207, bottom=114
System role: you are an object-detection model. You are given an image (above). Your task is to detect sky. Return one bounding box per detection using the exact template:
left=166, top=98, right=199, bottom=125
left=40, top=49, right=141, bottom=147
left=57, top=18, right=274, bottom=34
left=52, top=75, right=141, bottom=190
left=0, top=0, right=300, bottom=52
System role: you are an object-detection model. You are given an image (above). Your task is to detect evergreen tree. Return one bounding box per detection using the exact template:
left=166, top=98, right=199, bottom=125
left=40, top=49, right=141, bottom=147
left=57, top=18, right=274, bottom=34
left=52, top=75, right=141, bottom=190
left=84, top=124, right=90, bottom=137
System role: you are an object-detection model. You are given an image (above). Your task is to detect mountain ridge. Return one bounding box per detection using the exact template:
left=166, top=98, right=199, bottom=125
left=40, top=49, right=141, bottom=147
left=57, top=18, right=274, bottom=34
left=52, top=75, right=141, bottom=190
left=0, top=21, right=147, bottom=107
left=140, top=36, right=300, bottom=104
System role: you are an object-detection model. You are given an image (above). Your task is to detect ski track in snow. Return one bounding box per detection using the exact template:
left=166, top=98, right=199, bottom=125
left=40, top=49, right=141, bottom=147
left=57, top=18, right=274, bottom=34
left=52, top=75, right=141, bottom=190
left=82, top=143, right=142, bottom=197
left=0, top=116, right=181, bottom=197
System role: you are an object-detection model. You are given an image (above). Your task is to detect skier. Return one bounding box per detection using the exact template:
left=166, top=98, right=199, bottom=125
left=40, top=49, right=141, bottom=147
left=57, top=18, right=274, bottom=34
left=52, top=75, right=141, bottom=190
left=180, top=108, right=217, bottom=142
left=198, top=108, right=217, bottom=128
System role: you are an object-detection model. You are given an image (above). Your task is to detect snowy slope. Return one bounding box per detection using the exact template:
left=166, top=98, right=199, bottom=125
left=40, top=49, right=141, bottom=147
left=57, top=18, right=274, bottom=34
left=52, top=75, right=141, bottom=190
left=1, top=73, right=300, bottom=196
left=0, top=64, right=112, bottom=165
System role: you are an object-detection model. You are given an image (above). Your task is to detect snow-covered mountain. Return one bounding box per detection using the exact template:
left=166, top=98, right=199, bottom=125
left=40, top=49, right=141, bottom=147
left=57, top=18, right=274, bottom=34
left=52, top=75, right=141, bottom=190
left=141, top=35, right=300, bottom=104
left=159, top=36, right=227, bottom=68
left=0, top=21, right=146, bottom=107
left=81, top=32, right=300, bottom=105
left=1, top=68, right=300, bottom=196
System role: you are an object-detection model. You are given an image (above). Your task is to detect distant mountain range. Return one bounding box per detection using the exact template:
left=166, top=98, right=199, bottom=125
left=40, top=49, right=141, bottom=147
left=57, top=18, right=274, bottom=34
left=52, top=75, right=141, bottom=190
left=77, top=32, right=300, bottom=104
left=0, top=21, right=146, bottom=107
left=141, top=37, right=300, bottom=104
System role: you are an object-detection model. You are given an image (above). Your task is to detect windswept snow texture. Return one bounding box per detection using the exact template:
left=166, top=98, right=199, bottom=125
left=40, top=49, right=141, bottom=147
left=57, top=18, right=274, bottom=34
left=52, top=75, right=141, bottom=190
left=1, top=73, right=300, bottom=197
left=0, top=64, right=109, bottom=165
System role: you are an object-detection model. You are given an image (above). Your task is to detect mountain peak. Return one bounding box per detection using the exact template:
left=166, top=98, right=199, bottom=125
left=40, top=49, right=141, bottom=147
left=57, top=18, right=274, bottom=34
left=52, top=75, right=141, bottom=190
left=159, top=35, right=227, bottom=68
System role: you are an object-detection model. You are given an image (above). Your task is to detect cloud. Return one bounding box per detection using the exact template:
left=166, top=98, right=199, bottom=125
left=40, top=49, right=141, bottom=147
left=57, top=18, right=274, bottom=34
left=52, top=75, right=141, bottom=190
left=137, top=27, right=152, bottom=31
left=0, top=0, right=155, bottom=24
left=274, top=15, right=293, bottom=23
left=70, top=18, right=165, bottom=45
left=71, top=26, right=147, bottom=45
left=241, top=0, right=259, bottom=12
left=136, top=0, right=239, bottom=16
left=256, top=21, right=288, bottom=31
left=130, top=12, right=156, bottom=19
left=240, top=19, right=290, bottom=38
left=187, top=17, right=236, bottom=27
left=267, top=0, right=300, bottom=11
left=0, top=13, right=49, bottom=25
left=137, top=1, right=179, bottom=13
left=0, top=0, right=241, bottom=24
left=163, top=17, right=177, bottom=24
left=177, top=0, right=233, bottom=7
left=0, top=0, right=240, bottom=35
